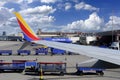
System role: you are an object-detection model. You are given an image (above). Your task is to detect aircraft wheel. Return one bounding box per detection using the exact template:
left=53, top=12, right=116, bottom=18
left=60, top=71, right=64, bottom=76
left=96, top=71, right=104, bottom=76
left=76, top=70, right=83, bottom=76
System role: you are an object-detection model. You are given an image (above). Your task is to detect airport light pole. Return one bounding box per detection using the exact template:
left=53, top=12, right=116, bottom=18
left=111, top=11, right=114, bottom=42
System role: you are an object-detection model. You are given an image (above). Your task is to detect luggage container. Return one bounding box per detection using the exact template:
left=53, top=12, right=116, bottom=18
left=76, top=59, right=104, bottom=76
left=0, top=62, right=24, bottom=72
left=17, top=50, right=30, bottom=55
left=0, top=60, right=37, bottom=73
left=0, top=50, right=12, bottom=55
left=76, top=67, right=104, bottom=76
left=51, top=48, right=65, bottom=55
left=39, top=62, right=66, bottom=76
left=35, top=48, right=48, bottom=55
left=24, top=61, right=66, bottom=75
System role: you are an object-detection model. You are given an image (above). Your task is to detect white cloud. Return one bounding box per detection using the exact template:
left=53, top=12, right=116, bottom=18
left=75, top=2, right=99, bottom=11
left=84, top=12, right=103, bottom=30
left=104, top=16, right=120, bottom=31
left=0, top=0, right=119, bottom=34
left=65, top=3, right=72, bottom=11
left=57, top=3, right=64, bottom=10
left=0, top=4, right=56, bottom=34
left=0, top=7, right=14, bottom=24
left=40, top=0, right=57, bottom=4
left=0, top=0, right=35, bottom=4
left=19, top=5, right=56, bottom=33
left=0, top=7, right=20, bottom=35
left=39, top=16, right=55, bottom=23
left=72, top=0, right=79, bottom=3
left=0, top=0, right=38, bottom=10
left=26, top=15, right=55, bottom=24
left=62, top=12, right=104, bottom=32
left=0, top=2, right=6, bottom=6
left=20, top=5, right=56, bottom=15
left=57, top=3, right=72, bottom=11
left=17, top=0, right=35, bottom=4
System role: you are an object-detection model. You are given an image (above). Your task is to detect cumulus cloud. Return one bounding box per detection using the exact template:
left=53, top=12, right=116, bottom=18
left=0, top=0, right=35, bottom=4
left=0, top=2, right=6, bottom=6
left=57, top=3, right=72, bottom=11
left=75, top=2, right=99, bottom=11
left=1, top=0, right=119, bottom=34
left=25, top=15, right=55, bottom=24
left=65, top=3, right=72, bottom=11
left=40, top=0, right=57, bottom=4
left=62, top=12, right=104, bottom=32
left=17, top=0, right=35, bottom=4
left=72, top=0, right=79, bottom=3
left=0, top=7, right=20, bottom=35
left=18, top=5, right=56, bottom=33
left=0, top=7, right=14, bottom=24
left=0, top=3, right=56, bottom=34
left=20, top=5, right=56, bottom=15
left=104, top=16, right=120, bottom=31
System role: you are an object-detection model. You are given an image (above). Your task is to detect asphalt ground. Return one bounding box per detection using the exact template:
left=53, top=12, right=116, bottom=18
left=0, top=55, right=120, bottom=80
left=0, top=41, right=120, bottom=80
left=1, top=68, right=120, bottom=80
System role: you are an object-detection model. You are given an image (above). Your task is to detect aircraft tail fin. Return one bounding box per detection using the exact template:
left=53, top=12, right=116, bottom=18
left=14, top=12, right=40, bottom=41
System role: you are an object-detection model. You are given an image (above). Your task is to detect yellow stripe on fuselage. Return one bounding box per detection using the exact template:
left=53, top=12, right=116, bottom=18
left=14, top=12, right=37, bottom=37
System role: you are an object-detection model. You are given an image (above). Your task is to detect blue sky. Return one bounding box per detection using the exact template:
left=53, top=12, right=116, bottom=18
left=0, top=0, right=120, bottom=35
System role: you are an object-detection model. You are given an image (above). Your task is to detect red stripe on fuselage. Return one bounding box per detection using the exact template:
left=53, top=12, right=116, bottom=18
left=17, top=19, right=39, bottom=41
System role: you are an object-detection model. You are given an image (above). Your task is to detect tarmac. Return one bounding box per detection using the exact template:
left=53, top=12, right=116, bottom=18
left=0, top=41, right=120, bottom=80
left=0, top=55, right=120, bottom=80
left=1, top=70, right=120, bottom=80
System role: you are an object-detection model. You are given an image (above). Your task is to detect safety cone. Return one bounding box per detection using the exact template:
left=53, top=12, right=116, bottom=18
left=22, top=69, right=25, bottom=75
left=39, top=66, right=44, bottom=80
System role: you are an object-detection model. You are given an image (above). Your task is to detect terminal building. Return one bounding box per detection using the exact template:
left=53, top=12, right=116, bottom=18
left=96, top=30, right=120, bottom=46
left=36, top=29, right=82, bottom=38
left=0, top=29, right=119, bottom=47
left=0, top=36, right=22, bottom=41
left=0, top=31, right=23, bottom=41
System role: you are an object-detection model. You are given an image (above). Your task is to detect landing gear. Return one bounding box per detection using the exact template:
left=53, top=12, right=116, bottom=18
left=76, top=70, right=83, bottom=76
left=96, top=71, right=104, bottom=76
left=60, top=71, right=64, bottom=76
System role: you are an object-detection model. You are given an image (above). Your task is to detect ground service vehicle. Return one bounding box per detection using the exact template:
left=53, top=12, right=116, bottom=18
left=39, top=62, right=66, bottom=76
left=24, top=61, right=66, bottom=75
left=0, top=50, right=12, bottom=55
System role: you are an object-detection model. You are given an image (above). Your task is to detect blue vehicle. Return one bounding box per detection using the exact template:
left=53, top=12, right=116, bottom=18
left=24, top=61, right=39, bottom=74
left=76, top=60, right=104, bottom=76
left=76, top=67, right=104, bottom=76
left=35, top=48, right=48, bottom=55
left=0, top=50, right=12, bottom=55
left=0, top=62, right=24, bottom=72
left=17, top=50, right=30, bottom=55
left=51, top=48, right=65, bottom=55
left=43, top=37, right=72, bottom=55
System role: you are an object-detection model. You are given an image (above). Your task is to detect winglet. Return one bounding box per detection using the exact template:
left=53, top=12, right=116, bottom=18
left=14, top=12, right=40, bottom=41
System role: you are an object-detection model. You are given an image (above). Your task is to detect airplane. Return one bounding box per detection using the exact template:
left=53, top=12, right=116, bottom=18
left=14, top=12, right=120, bottom=69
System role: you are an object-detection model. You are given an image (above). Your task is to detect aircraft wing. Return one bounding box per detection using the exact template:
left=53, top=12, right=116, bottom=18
left=14, top=12, right=120, bottom=66
left=33, top=40, right=120, bottom=65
